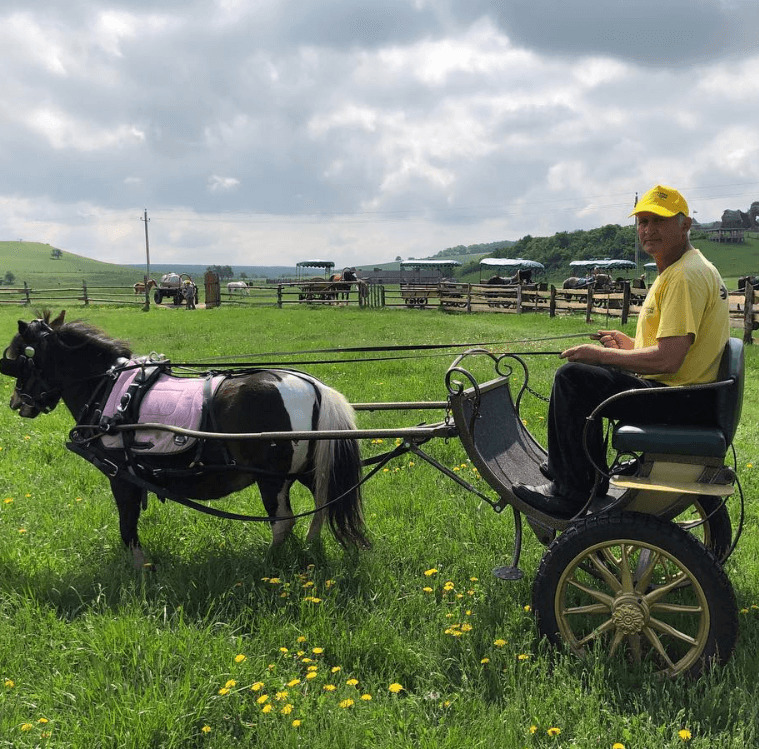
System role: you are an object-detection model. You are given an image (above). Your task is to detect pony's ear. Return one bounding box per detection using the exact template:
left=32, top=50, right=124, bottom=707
left=17, top=320, right=28, bottom=337
left=50, top=310, right=66, bottom=328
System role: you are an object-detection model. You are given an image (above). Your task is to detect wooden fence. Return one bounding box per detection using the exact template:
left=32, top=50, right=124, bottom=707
left=0, top=281, right=146, bottom=307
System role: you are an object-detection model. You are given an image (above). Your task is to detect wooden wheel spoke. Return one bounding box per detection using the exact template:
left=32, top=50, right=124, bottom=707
left=587, top=553, right=623, bottom=593
left=641, top=626, right=676, bottom=670
left=618, top=544, right=635, bottom=593
left=644, top=571, right=689, bottom=604
left=647, top=616, right=698, bottom=646
left=567, top=578, right=614, bottom=606
left=650, top=602, right=703, bottom=615
left=608, top=627, right=626, bottom=656
left=633, top=549, right=662, bottom=592
left=564, top=602, right=610, bottom=616
left=576, top=617, right=615, bottom=647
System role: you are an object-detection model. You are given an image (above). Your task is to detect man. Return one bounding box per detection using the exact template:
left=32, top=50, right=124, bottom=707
left=513, top=184, right=730, bottom=518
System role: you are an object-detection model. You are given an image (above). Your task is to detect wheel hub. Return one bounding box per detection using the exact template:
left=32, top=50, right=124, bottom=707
left=612, top=594, right=649, bottom=635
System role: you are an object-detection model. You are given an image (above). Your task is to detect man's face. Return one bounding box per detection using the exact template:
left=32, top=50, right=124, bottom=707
left=636, top=211, right=691, bottom=258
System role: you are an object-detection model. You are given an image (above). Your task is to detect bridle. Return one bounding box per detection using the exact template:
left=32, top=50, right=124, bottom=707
left=1, top=320, right=63, bottom=415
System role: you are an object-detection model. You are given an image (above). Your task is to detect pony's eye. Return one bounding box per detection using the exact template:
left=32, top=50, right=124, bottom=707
left=24, top=346, right=35, bottom=358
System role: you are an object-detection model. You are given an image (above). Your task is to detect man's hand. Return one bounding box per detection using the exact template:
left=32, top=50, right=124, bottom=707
left=593, top=330, right=634, bottom=350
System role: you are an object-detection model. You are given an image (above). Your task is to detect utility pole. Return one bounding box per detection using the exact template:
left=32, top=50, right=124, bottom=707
left=633, top=192, right=639, bottom=269
left=141, top=209, right=151, bottom=311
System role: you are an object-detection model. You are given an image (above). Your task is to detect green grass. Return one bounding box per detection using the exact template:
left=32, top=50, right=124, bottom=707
left=0, top=306, right=758, bottom=747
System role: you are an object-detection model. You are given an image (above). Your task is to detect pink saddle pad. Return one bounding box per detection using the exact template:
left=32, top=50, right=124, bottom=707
left=100, top=365, right=224, bottom=455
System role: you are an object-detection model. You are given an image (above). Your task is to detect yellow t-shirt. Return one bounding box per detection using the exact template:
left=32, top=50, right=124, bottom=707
left=634, top=248, right=729, bottom=385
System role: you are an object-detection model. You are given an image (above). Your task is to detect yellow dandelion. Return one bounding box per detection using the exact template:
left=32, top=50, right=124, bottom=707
left=286, top=679, right=301, bottom=687
left=422, top=586, right=433, bottom=593
left=292, top=719, right=302, bottom=727
left=481, top=657, right=490, bottom=664
left=225, top=679, right=237, bottom=688
left=305, top=672, right=317, bottom=680
left=325, top=579, right=335, bottom=588
left=517, top=653, right=529, bottom=661
left=279, top=647, right=289, bottom=653
left=494, top=638, right=507, bottom=647
left=323, top=684, right=337, bottom=691
left=747, top=463, right=753, bottom=468
left=388, top=682, right=404, bottom=693
left=529, top=725, right=538, bottom=734
left=613, top=743, right=625, bottom=749
left=268, top=578, right=281, bottom=584
left=523, top=604, right=532, bottom=612
left=281, top=703, right=293, bottom=714
left=361, top=693, right=372, bottom=700
left=346, top=678, right=359, bottom=686
left=547, top=727, right=561, bottom=737
left=234, top=654, right=247, bottom=663
left=307, top=665, right=318, bottom=672
left=201, top=725, right=211, bottom=734
left=38, top=718, right=49, bottom=724
left=302, top=657, right=312, bottom=663
left=251, top=681, right=265, bottom=691
left=256, top=694, right=269, bottom=704
left=297, top=635, right=307, bottom=643
left=3, top=498, right=12, bottom=504
left=312, top=647, right=324, bottom=654
left=443, top=581, right=454, bottom=591
left=460, top=622, right=472, bottom=632
left=424, top=568, right=438, bottom=576
left=217, top=687, right=230, bottom=695
left=275, top=691, right=288, bottom=701
left=339, top=698, right=355, bottom=708
left=331, top=666, right=342, bottom=673
left=4, top=679, right=14, bottom=688
left=678, top=729, right=692, bottom=741
left=453, top=466, right=460, bottom=472
left=20, top=723, right=33, bottom=732
left=382, top=468, right=389, bottom=472
left=262, top=704, right=273, bottom=713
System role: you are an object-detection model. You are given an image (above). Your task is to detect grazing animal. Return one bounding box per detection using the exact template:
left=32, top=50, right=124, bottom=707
left=133, top=279, right=157, bottom=294
left=485, top=268, right=533, bottom=286
left=328, top=268, right=360, bottom=301
left=0, top=312, right=368, bottom=569
left=227, top=281, right=249, bottom=295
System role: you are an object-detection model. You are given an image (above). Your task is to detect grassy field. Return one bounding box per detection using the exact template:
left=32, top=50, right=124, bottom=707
left=0, top=305, right=758, bottom=748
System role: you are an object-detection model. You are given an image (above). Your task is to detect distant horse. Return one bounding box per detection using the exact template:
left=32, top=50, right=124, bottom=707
left=0, top=312, right=368, bottom=569
left=227, top=281, right=249, bottom=295
left=562, top=273, right=612, bottom=290
left=738, top=276, right=759, bottom=291
left=328, top=268, right=360, bottom=301
left=485, top=268, right=533, bottom=286
left=133, top=279, right=157, bottom=295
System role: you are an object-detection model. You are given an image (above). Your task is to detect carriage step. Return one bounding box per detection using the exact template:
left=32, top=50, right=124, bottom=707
left=609, top=476, right=734, bottom=497
left=492, top=565, right=524, bottom=581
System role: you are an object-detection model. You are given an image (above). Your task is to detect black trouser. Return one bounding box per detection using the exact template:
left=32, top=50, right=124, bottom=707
left=546, top=363, right=664, bottom=497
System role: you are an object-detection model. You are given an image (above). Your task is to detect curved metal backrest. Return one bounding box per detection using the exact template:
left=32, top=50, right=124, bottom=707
left=715, top=337, right=744, bottom=445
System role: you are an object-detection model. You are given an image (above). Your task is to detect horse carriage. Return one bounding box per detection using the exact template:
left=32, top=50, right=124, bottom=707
left=153, top=273, right=198, bottom=306
left=479, top=258, right=545, bottom=308
left=399, top=259, right=462, bottom=308
left=0, top=312, right=746, bottom=678
left=564, top=259, right=638, bottom=291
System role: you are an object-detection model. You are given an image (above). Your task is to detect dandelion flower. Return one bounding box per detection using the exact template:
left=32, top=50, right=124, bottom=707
left=256, top=694, right=269, bottom=704
left=4, top=679, right=14, bottom=688
left=331, top=666, right=342, bottom=673
left=20, top=724, right=33, bottom=732
left=201, top=725, right=211, bottom=734
left=234, top=654, right=247, bottom=663
left=307, top=665, right=318, bottom=672
left=225, top=679, right=236, bottom=688
left=323, top=684, right=337, bottom=691
left=287, top=679, right=301, bottom=687
left=361, top=693, right=372, bottom=700
left=339, top=698, right=355, bottom=708
left=517, top=653, right=529, bottom=661
left=424, top=568, right=438, bottom=576
left=529, top=725, right=538, bottom=734
left=251, top=681, right=265, bottom=691
left=281, top=704, right=293, bottom=715
left=275, top=691, right=288, bottom=701
left=523, top=604, right=532, bottom=612
left=388, top=683, right=404, bottom=693
left=613, top=743, right=625, bottom=749
left=268, top=578, right=281, bottom=584
left=217, top=687, right=230, bottom=695
left=678, top=729, right=692, bottom=741
left=262, top=704, right=272, bottom=714
left=422, top=586, right=433, bottom=593
left=305, top=672, right=317, bottom=680
left=292, top=719, right=302, bottom=727
left=470, top=576, right=478, bottom=582
left=493, top=639, right=507, bottom=647
left=312, top=647, right=324, bottom=654
left=346, top=678, right=359, bottom=686
left=297, top=635, right=307, bottom=643
left=38, top=718, right=49, bottom=724
left=279, top=647, right=289, bottom=653
left=547, top=727, right=561, bottom=737
left=481, top=658, right=490, bottom=664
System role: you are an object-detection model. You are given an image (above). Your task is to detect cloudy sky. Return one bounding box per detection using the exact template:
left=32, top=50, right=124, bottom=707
left=3, top=0, right=759, bottom=269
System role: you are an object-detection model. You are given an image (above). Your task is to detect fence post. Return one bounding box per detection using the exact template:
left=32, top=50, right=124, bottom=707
left=549, top=285, right=556, bottom=317
left=744, top=282, right=754, bottom=345
left=277, top=284, right=283, bottom=309
left=515, top=284, right=522, bottom=314
left=466, top=284, right=472, bottom=313
left=585, top=283, right=595, bottom=323
left=82, top=280, right=89, bottom=305
left=621, top=281, right=630, bottom=326
left=23, top=281, right=30, bottom=306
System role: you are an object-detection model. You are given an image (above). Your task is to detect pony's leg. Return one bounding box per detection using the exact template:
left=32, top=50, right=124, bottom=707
left=301, top=473, right=326, bottom=543
left=260, top=478, right=296, bottom=547
left=109, top=478, right=147, bottom=570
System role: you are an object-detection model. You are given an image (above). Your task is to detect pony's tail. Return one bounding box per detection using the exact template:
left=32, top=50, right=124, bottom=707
left=314, top=385, right=370, bottom=550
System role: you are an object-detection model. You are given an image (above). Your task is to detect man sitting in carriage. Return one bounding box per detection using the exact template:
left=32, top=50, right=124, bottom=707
left=514, top=184, right=730, bottom=518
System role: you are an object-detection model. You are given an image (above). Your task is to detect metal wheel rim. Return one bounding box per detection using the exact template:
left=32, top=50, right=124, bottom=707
left=555, top=537, right=711, bottom=676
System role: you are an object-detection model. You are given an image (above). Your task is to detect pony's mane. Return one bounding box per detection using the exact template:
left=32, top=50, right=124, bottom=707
left=42, top=311, right=132, bottom=359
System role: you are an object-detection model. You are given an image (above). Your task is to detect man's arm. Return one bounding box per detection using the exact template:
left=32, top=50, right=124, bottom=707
left=560, top=334, right=693, bottom=374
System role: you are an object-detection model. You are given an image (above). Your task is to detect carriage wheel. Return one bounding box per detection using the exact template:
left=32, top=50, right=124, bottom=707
left=532, top=512, right=737, bottom=677
left=154, top=291, right=162, bottom=305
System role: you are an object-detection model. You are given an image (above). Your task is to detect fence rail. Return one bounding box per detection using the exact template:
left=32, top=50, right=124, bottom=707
left=4, top=278, right=757, bottom=343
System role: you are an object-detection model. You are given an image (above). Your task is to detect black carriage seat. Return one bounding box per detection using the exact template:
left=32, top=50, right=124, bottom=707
left=610, top=337, right=744, bottom=460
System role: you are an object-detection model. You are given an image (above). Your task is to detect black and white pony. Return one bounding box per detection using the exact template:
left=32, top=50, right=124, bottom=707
left=0, top=312, right=368, bottom=568
left=328, top=268, right=359, bottom=301
left=485, top=268, right=533, bottom=286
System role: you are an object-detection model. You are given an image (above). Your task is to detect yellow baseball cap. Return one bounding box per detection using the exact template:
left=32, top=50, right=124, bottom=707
left=630, top=185, right=689, bottom=218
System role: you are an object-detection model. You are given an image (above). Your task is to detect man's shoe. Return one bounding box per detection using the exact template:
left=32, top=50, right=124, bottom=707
left=512, top=482, right=587, bottom=519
